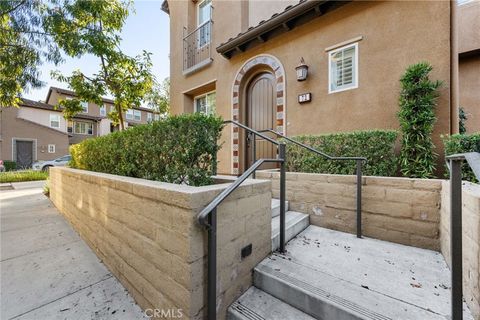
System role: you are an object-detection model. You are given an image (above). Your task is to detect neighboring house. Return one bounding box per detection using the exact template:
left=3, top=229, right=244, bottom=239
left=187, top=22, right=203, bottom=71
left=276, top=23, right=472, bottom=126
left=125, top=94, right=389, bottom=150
left=457, top=0, right=480, bottom=133
left=0, top=87, right=159, bottom=168
left=46, top=87, right=159, bottom=144
left=163, top=0, right=477, bottom=175
left=0, top=99, right=70, bottom=169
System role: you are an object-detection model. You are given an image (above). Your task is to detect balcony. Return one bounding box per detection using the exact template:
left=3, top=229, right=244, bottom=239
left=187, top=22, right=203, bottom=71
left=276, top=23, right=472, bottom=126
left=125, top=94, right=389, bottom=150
left=183, top=20, right=213, bottom=75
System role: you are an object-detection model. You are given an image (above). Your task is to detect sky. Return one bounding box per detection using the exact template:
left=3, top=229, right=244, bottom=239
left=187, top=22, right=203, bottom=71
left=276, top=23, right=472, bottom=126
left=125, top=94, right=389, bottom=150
left=24, top=0, right=170, bottom=102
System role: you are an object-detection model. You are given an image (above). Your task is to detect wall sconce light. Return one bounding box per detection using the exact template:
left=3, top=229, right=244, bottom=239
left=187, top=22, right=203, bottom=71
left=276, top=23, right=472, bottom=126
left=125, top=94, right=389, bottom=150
left=295, top=57, right=309, bottom=81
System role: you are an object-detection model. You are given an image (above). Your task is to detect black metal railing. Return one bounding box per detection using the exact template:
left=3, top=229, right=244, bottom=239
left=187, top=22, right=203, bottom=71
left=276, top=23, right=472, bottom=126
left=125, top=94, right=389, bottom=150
left=447, top=152, right=480, bottom=320
left=258, top=129, right=367, bottom=238
left=197, top=120, right=287, bottom=320
left=183, top=19, right=212, bottom=73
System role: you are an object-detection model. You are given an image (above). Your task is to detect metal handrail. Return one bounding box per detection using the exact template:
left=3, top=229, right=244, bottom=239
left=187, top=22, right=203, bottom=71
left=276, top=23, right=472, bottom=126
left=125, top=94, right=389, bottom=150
left=197, top=120, right=287, bottom=320
left=183, top=19, right=213, bottom=40
left=446, top=152, right=479, bottom=320
left=258, top=129, right=366, bottom=238
left=258, top=129, right=367, bottom=162
left=197, top=157, right=282, bottom=228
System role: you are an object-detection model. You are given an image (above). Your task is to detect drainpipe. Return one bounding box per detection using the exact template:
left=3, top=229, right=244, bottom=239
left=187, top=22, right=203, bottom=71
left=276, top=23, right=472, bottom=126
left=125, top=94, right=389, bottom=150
left=450, top=0, right=459, bottom=134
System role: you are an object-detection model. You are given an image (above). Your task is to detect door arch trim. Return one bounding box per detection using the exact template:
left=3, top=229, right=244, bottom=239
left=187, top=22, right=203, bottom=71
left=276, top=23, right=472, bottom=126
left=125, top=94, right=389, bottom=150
left=230, top=54, right=286, bottom=175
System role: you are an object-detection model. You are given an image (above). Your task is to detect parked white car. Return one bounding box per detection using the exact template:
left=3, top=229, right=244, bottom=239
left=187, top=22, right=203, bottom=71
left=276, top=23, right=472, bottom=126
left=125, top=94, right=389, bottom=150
left=32, top=155, right=71, bottom=171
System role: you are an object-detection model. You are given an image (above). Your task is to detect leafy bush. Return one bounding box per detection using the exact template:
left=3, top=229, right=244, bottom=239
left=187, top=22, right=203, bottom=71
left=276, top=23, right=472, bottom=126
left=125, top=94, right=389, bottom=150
left=398, top=62, right=442, bottom=178
left=0, top=170, right=49, bottom=183
left=284, top=130, right=398, bottom=176
left=442, top=133, right=480, bottom=183
left=70, top=113, right=224, bottom=186
left=3, top=161, right=17, bottom=171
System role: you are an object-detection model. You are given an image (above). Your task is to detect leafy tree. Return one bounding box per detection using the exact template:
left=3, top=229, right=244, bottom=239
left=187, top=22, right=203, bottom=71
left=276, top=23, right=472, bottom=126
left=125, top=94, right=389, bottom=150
left=397, top=62, right=442, bottom=178
left=45, top=0, right=166, bottom=129
left=459, top=106, right=468, bottom=134
left=0, top=0, right=62, bottom=108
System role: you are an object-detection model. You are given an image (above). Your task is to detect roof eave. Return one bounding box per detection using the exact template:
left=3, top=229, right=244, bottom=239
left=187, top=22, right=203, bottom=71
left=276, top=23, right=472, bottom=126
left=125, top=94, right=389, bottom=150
left=217, top=0, right=348, bottom=59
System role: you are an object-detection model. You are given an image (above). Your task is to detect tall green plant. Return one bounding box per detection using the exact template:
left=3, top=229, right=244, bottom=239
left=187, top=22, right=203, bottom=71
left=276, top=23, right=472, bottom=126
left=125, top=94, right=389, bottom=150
left=398, top=62, right=442, bottom=178
left=459, top=107, right=468, bottom=134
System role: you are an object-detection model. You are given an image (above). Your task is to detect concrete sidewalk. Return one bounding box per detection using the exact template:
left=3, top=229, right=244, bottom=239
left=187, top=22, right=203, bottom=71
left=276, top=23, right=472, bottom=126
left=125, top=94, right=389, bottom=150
left=1, top=181, right=147, bottom=320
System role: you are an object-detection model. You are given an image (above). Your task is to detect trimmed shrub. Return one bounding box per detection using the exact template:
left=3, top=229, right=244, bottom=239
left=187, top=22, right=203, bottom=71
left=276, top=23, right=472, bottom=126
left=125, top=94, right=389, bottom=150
left=284, top=130, right=398, bottom=176
left=398, top=62, right=442, bottom=178
left=442, top=133, right=480, bottom=183
left=70, top=113, right=224, bottom=186
left=3, top=161, right=17, bottom=171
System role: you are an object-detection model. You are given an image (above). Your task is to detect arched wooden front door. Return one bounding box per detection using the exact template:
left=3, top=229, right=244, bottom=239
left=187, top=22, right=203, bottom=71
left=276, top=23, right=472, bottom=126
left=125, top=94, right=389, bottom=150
left=246, top=72, right=277, bottom=169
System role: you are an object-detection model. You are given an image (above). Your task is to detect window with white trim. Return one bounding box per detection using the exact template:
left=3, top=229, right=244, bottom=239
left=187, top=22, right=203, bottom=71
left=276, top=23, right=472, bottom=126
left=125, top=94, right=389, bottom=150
left=48, top=144, right=55, bottom=153
left=134, top=110, right=141, bottom=121
left=197, top=0, right=212, bottom=47
left=50, top=114, right=60, bottom=128
left=80, top=101, right=88, bottom=113
left=100, top=105, right=106, bottom=116
left=328, top=43, right=358, bottom=93
left=194, top=91, right=216, bottom=115
left=74, top=122, right=93, bottom=135
left=154, top=114, right=160, bottom=121
left=147, top=113, right=153, bottom=122
left=126, top=109, right=134, bottom=120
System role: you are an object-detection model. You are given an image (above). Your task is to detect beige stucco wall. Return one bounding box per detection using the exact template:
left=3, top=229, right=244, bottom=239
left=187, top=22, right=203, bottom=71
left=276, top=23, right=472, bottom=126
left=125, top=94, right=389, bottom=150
left=459, top=56, right=480, bottom=133
left=17, top=107, right=68, bottom=133
left=257, top=171, right=442, bottom=250
left=248, top=0, right=298, bottom=27
left=457, top=1, right=480, bottom=54
left=168, top=1, right=452, bottom=175
left=0, top=107, right=69, bottom=162
left=49, top=168, right=271, bottom=320
left=440, top=180, right=480, bottom=320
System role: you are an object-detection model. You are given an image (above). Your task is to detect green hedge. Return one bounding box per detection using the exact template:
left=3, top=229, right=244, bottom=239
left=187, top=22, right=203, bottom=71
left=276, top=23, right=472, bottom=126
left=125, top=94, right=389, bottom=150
left=70, top=113, right=224, bottom=186
left=284, top=130, right=398, bottom=176
left=3, top=161, right=17, bottom=171
left=443, top=133, right=480, bottom=183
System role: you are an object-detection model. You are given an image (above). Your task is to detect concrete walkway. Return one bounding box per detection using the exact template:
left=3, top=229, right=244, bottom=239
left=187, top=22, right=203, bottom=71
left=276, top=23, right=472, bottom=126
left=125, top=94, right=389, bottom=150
left=1, top=181, right=147, bottom=320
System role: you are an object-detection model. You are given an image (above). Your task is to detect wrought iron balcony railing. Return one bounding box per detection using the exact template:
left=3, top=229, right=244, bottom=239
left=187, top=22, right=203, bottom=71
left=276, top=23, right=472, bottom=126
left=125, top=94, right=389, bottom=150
left=183, top=20, right=213, bottom=74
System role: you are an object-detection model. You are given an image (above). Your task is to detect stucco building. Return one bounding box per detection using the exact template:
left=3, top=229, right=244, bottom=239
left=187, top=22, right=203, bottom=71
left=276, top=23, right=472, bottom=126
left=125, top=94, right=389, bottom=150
left=163, top=0, right=478, bottom=176
left=0, top=87, right=159, bottom=168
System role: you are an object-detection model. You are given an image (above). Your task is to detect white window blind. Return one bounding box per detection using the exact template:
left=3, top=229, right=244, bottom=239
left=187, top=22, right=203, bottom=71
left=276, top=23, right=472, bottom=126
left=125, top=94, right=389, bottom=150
left=329, top=43, right=358, bottom=93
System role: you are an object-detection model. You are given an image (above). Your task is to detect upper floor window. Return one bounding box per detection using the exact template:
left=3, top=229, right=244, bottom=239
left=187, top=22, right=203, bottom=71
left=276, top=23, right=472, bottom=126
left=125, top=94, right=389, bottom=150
left=100, top=105, right=106, bottom=116
left=126, top=109, right=134, bottom=120
left=80, top=101, right=88, bottom=113
left=74, top=121, right=93, bottom=135
left=134, top=110, right=141, bottom=121
left=198, top=0, right=212, bottom=47
left=328, top=43, right=358, bottom=94
left=147, top=113, right=153, bottom=122
left=194, top=91, right=216, bottom=115
left=50, top=114, right=60, bottom=128
left=457, top=0, right=473, bottom=5
left=154, top=114, right=160, bottom=121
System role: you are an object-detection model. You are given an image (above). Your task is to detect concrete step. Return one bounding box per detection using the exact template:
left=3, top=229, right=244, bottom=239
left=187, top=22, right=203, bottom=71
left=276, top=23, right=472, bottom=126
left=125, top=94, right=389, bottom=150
left=270, top=199, right=289, bottom=218
left=271, top=211, right=309, bottom=251
left=227, top=286, right=315, bottom=320
left=256, top=225, right=474, bottom=320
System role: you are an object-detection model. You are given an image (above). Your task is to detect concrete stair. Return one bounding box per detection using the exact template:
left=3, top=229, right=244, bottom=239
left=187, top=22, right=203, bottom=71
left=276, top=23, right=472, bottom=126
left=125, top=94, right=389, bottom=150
left=228, top=287, right=314, bottom=320
left=270, top=199, right=309, bottom=251
left=229, top=218, right=474, bottom=320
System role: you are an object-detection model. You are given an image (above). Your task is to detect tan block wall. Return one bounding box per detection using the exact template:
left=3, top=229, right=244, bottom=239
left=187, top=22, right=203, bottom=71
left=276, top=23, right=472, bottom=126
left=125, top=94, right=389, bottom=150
left=257, top=171, right=442, bottom=250
left=49, top=168, right=271, bottom=320
left=440, top=181, right=480, bottom=320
